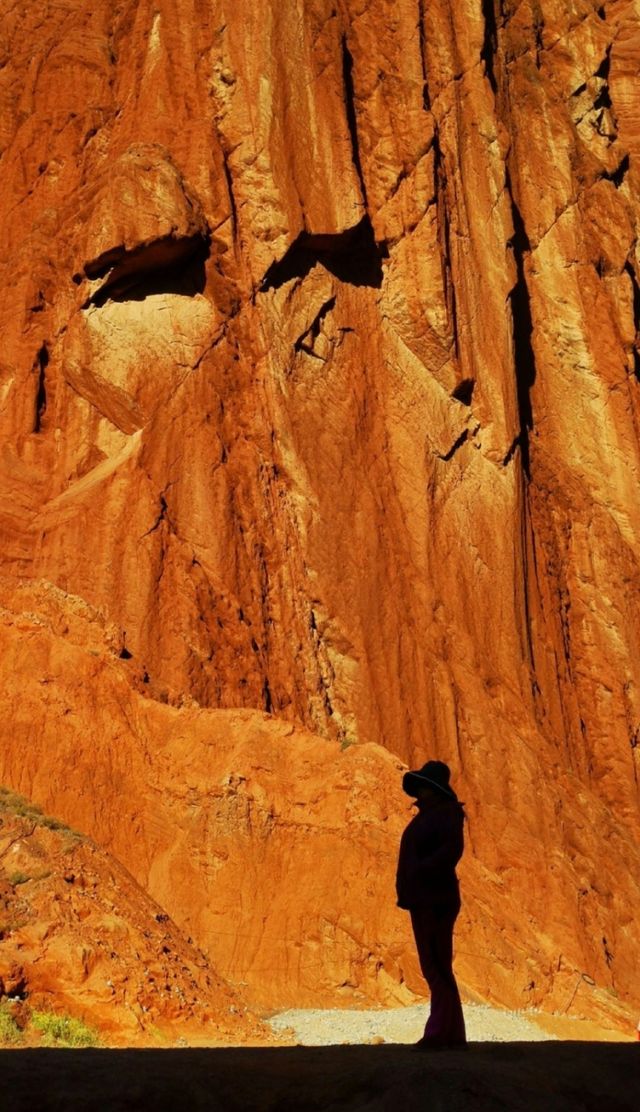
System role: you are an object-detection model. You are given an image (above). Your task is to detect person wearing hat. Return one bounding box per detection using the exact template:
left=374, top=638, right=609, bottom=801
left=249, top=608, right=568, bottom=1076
left=396, top=760, right=466, bottom=1049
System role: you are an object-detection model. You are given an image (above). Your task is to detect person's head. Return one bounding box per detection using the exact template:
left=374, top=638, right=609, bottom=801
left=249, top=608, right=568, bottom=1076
left=414, top=783, right=442, bottom=805
left=402, top=759, right=457, bottom=804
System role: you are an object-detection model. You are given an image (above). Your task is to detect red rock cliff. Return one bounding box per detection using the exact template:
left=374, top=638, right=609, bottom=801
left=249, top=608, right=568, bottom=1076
left=1, top=0, right=639, bottom=1025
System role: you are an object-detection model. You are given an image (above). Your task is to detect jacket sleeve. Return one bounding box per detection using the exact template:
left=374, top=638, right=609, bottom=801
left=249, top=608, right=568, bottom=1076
left=416, top=809, right=464, bottom=877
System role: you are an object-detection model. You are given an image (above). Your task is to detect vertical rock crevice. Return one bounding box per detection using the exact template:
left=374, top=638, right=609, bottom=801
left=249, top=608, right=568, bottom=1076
left=417, top=0, right=430, bottom=111
left=481, top=0, right=498, bottom=95
left=506, top=172, right=536, bottom=478
left=341, top=35, right=368, bottom=211
left=624, top=261, right=640, bottom=382
left=33, top=344, right=49, bottom=433
left=221, top=148, right=239, bottom=243
left=262, top=675, right=273, bottom=714
left=433, top=131, right=459, bottom=361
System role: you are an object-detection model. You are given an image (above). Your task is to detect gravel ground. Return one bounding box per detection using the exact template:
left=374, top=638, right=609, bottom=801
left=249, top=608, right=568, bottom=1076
left=267, top=1003, right=555, bottom=1045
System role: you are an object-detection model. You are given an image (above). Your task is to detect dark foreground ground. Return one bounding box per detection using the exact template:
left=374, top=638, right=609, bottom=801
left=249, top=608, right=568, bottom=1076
left=2, top=1043, right=639, bottom=1112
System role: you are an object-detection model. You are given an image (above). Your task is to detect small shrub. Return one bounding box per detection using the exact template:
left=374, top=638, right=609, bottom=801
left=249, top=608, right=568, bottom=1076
left=8, top=872, right=30, bottom=887
left=0, top=785, right=83, bottom=842
left=40, top=816, right=69, bottom=833
left=0, top=1003, right=24, bottom=1046
left=31, top=1011, right=99, bottom=1048
left=0, top=788, right=43, bottom=821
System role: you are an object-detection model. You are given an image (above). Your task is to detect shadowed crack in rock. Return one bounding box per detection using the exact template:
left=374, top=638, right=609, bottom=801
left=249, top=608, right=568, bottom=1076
left=294, top=298, right=336, bottom=358
left=82, top=233, right=210, bottom=307
left=481, top=0, right=498, bottom=95
left=624, top=261, right=640, bottom=382
left=33, top=344, right=49, bottom=433
left=260, top=218, right=387, bottom=291
left=341, top=34, right=368, bottom=210
left=505, top=172, right=535, bottom=477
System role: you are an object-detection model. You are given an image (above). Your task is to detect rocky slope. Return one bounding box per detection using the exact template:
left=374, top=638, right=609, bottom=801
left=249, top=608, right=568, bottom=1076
left=1, top=0, right=639, bottom=1029
left=0, top=785, right=264, bottom=1045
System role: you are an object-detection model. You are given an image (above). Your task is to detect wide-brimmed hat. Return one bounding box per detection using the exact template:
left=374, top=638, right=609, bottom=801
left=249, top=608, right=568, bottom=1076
left=402, top=760, right=456, bottom=799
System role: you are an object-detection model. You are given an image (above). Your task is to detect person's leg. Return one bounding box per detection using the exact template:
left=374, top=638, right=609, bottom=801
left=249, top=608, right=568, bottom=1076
left=410, top=904, right=466, bottom=1046
left=410, top=906, right=438, bottom=987
left=428, top=904, right=466, bottom=1044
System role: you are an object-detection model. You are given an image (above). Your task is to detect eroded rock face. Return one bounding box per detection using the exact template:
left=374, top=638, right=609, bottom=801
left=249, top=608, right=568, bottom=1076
left=0, top=583, right=635, bottom=1031
left=0, top=785, right=265, bottom=1045
left=1, top=0, right=639, bottom=1026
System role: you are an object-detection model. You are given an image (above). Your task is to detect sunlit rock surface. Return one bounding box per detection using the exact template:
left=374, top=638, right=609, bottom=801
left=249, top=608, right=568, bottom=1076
left=0, top=785, right=264, bottom=1044
left=0, top=0, right=639, bottom=1031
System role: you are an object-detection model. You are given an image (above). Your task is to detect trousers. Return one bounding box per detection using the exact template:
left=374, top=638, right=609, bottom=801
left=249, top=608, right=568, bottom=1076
left=410, top=901, right=466, bottom=1045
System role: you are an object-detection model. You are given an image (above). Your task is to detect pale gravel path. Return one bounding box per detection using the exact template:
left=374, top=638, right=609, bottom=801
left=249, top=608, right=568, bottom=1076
left=267, top=1003, right=555, bottom=1045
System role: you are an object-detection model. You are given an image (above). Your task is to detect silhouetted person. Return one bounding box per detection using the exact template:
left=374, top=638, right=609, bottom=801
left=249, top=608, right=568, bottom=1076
left=396, top=760, right=466, bottom=1049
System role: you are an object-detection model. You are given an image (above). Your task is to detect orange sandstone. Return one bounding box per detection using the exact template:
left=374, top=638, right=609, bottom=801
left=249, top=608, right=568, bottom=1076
left=0, top=789, right=265, bottom=1044
left=0, top=0, right=639, bottom=1032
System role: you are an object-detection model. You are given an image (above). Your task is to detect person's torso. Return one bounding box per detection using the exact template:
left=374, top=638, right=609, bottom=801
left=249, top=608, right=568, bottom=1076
left=396, top=803, right=463, bottom=909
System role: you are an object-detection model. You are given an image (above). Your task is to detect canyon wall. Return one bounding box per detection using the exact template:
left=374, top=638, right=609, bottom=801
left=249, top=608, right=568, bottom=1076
left=1, top=0, right=639, bottom=1025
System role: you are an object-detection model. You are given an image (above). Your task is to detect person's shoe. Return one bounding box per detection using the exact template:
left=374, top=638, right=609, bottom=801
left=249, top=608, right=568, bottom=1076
left=411, top=1037, right=443, bottom=1052
left=411, top=1037, right=467, bottom=1052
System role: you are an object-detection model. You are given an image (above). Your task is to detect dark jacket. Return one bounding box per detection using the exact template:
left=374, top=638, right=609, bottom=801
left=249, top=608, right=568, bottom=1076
left=396, top=799, right=464, bottom=910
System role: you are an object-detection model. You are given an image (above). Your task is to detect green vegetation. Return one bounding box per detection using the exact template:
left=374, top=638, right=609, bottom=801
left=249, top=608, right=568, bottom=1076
left=7, top=871, right=30, bottom=887
left=0, top=1004, right=100, bottom=1049
left=31, top=1011, right=99, bottom=1048
left=0, top=786, right=82, bottom=842
left=0, top=1002, right=24, bottom=1045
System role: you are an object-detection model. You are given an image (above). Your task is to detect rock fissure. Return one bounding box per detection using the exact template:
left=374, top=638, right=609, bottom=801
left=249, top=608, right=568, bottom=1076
left=32, top=343, right=49, bottom=434
left=433, top=129, right=459, bottom=361
left=600, top=153, right=629, bottom=189
left=220, top=148, right=238, bottom=243
left=533, top=10, right=544, bottom=69
left=294, top=297, right=336, bottom=358
left=624, top=262, right=640, bottom=382
left=438, top=428, right=469, bottom=462
left=481, top=0, right=499, bottom=95
left=84, top=232, right=210, bottom=307
left=502, top=436, right=521, bottom=468
left=340, top=34, right=368, bottom=210
left=506, top=172, right=535, bottom=477
left=141, top=495, right=171, bottom=540
left=595, top=45, right=612, bottom=86
left=260, top=218, right=387, bottom=291
left=430, top=59, right=483, bottom=105
left=385, top=147, right=433, bottom=206
left=416, top=0, right=430, bottom=110
left=452, top=378, right=475, bottom=406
